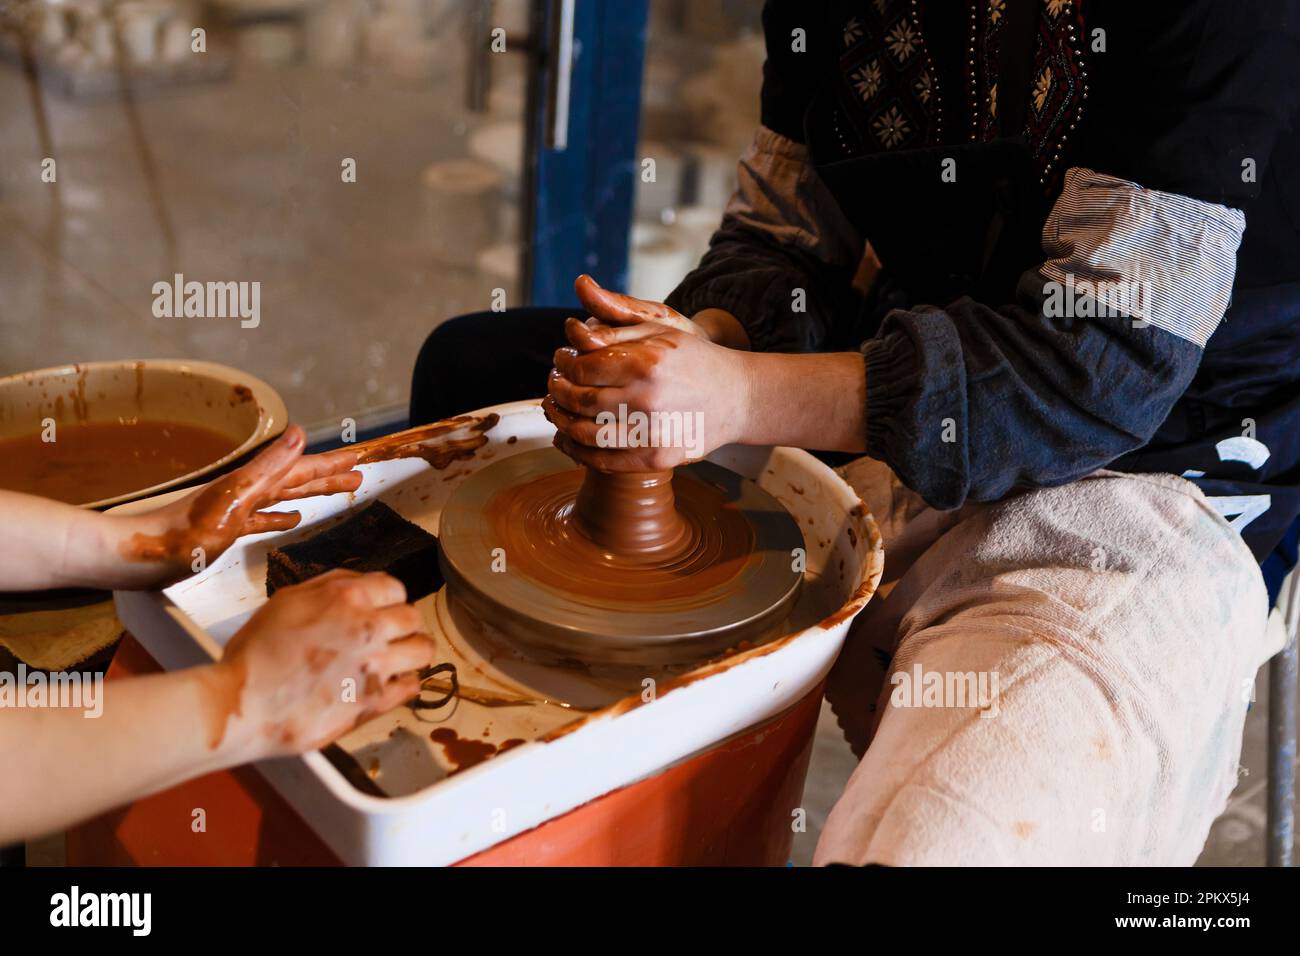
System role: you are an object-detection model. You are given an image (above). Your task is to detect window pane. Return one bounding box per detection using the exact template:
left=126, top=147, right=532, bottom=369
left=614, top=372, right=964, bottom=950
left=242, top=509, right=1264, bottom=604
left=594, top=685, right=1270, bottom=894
left=628, top=0, right=761, bottom=302
left=0, top=0, right=530, bottom=426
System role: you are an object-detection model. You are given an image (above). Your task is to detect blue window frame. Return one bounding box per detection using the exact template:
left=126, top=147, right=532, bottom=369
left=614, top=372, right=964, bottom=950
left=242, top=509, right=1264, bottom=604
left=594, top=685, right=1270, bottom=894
left=524, top=0, right=650, bottom=308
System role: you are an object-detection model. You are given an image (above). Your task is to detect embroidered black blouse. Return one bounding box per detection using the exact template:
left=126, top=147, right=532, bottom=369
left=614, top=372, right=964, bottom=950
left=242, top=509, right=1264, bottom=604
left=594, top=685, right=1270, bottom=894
left=666, top=0, right=1300, bottom=589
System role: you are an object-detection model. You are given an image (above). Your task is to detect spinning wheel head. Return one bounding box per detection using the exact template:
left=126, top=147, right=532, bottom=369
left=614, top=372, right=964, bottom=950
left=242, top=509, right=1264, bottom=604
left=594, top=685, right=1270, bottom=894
left=438, top=448, right=804, bottom=665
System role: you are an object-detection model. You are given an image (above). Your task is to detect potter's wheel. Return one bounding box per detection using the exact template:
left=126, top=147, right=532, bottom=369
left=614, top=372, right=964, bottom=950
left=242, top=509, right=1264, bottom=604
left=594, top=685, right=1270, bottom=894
left=438, top=448, right=804, bottom=665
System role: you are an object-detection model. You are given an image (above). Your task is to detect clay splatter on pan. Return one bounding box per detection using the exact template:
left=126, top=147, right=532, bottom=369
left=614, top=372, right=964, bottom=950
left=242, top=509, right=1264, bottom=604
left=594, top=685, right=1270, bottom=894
left=429, top=727, right=499, bottom=774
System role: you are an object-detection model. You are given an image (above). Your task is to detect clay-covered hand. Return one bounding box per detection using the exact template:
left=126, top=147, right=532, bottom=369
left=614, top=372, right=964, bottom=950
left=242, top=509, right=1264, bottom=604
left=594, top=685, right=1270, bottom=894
left=570, top=274, right=709, bottom=343
left=545, top=307, right=753, bottom=473
left=573, top=275, right=751, bottom=350
left=119, top=426, right=363, bottom=586
left=212, top=569, right=435, bottom=758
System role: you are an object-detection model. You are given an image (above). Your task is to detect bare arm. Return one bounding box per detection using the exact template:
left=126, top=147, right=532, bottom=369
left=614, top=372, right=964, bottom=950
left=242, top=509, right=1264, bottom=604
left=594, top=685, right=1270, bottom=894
left=737, top=350, right=866, bottom=454
left=0, top=570, right=433, bottom=844
left=1, top=663, right=247, bottom=842
left=693, top=306, right=865, bottom=450
left=0, top=490, right=190, bottom=591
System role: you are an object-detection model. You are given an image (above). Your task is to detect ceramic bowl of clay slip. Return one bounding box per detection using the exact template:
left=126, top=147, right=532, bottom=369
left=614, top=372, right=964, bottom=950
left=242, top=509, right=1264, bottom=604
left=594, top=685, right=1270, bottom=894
left=0, top=359, right=288, bottom=510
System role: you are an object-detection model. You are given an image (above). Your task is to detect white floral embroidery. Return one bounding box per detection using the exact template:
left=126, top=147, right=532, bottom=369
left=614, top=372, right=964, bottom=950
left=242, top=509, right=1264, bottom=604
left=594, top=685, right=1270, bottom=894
left=886, top=20, right=918, bottom=61
left=853, top=60, right=884, bottom=101
left=1032, top=66, right=1052, bottom=113
left=914, top=70, right=933, bottom=103
left=843, top=16, right=864, bottom=47
left=873, top=106, right=911, bottom=147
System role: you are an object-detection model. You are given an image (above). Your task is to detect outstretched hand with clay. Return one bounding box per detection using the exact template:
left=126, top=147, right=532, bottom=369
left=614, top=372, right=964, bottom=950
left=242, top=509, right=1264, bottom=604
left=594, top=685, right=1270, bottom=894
left=119, top=426, right=363, bottom=586
left=569, top=274, right=754, bottom=350
left=0, top=425, right=363, bottom=591
left=568, top=273, right=710, bottom=342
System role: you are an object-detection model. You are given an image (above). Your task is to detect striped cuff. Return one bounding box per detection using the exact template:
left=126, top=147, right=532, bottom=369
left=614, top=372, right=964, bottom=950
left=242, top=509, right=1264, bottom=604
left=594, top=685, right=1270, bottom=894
left=1039, top=167, right=1246, bottom=347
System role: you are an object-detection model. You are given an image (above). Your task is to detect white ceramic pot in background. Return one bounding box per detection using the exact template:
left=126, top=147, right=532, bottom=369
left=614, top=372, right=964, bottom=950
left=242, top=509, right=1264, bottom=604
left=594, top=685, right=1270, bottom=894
left=305, top=0, right=361, bottom=68
left=40, top=7, right=69, bottom=47
left=685, top=141, right=739, bottom=209
left=468, top=121, right=525, bottom=190
left=670, top=205, right=725, bottom=267
left=475, top=242, right=521, bottom=285
left=238, top=22, right=301, bottom=65
left=115, top=4, right=163, bottom=63
left=633, top=140, right=685, bottom=221
left=627, top=222, right=696, bottom=302
left=159, top=18, right=197, bottom=62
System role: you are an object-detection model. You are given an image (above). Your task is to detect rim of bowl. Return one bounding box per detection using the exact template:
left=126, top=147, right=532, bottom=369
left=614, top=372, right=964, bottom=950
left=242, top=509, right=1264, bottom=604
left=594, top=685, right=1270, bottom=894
left=0, top=359, right=289, bottom=510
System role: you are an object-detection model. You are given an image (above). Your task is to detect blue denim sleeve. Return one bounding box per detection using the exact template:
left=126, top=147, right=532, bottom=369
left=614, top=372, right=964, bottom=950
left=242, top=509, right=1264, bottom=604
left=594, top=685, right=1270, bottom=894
left=861, top=274, right=1205, bottom=509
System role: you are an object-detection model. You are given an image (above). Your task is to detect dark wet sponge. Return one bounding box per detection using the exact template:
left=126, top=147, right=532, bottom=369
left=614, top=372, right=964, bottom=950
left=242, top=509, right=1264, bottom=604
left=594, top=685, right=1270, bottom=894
left=266, top=501, right=442, bottom=601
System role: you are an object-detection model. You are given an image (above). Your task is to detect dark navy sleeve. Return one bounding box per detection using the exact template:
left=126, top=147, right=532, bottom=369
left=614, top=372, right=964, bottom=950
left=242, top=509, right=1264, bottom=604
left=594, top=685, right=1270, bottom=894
left=864, top=283, right=1200, bottom=508
left=862, top=0, right=1296, bottom=510
left=862, top=167, right=1245, bottom=508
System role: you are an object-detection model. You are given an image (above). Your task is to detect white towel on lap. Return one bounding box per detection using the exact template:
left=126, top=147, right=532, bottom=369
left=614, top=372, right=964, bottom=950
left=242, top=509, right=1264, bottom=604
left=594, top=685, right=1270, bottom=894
left=817, top=460, right=1272, bottom=866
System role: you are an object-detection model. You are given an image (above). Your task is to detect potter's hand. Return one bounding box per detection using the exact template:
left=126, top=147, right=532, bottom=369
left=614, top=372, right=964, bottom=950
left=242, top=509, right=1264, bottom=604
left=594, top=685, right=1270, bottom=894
left=574, top=275, right=752, bottom=351
left=218, top=569, right=435, bottom=758
left=545, top=312, right=752, bottom=472
left=116, top=426, right=363, bottom=588
left=573, top=274, right=708, bottom=341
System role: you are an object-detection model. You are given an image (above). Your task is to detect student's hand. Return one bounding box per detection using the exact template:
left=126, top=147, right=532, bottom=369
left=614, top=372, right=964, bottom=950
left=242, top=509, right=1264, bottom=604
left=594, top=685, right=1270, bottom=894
left=117, top=426, right=362, bottom=586
left=0, top=567, right=435, bottom=843
left=544, top=311, right=753, bottom=472
left=215, top=569, right=435, bottom=759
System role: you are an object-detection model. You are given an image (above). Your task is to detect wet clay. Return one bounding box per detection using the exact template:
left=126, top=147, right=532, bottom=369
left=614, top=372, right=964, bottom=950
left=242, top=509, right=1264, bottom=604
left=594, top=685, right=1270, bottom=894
left=571, top=469, right=696, bottom=559
left=119, top=455, right=299, bottom=565
left=440, top=446, right=804, bottom=663
left=354, top=414, right=499, bottom=471
left=0, top=420, right=239, bottom=505
left=487, top=465, right=754, bottom=604
left=197, top=658, right=246, bottom=750
left=429, top=727, right=501, bottom=774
